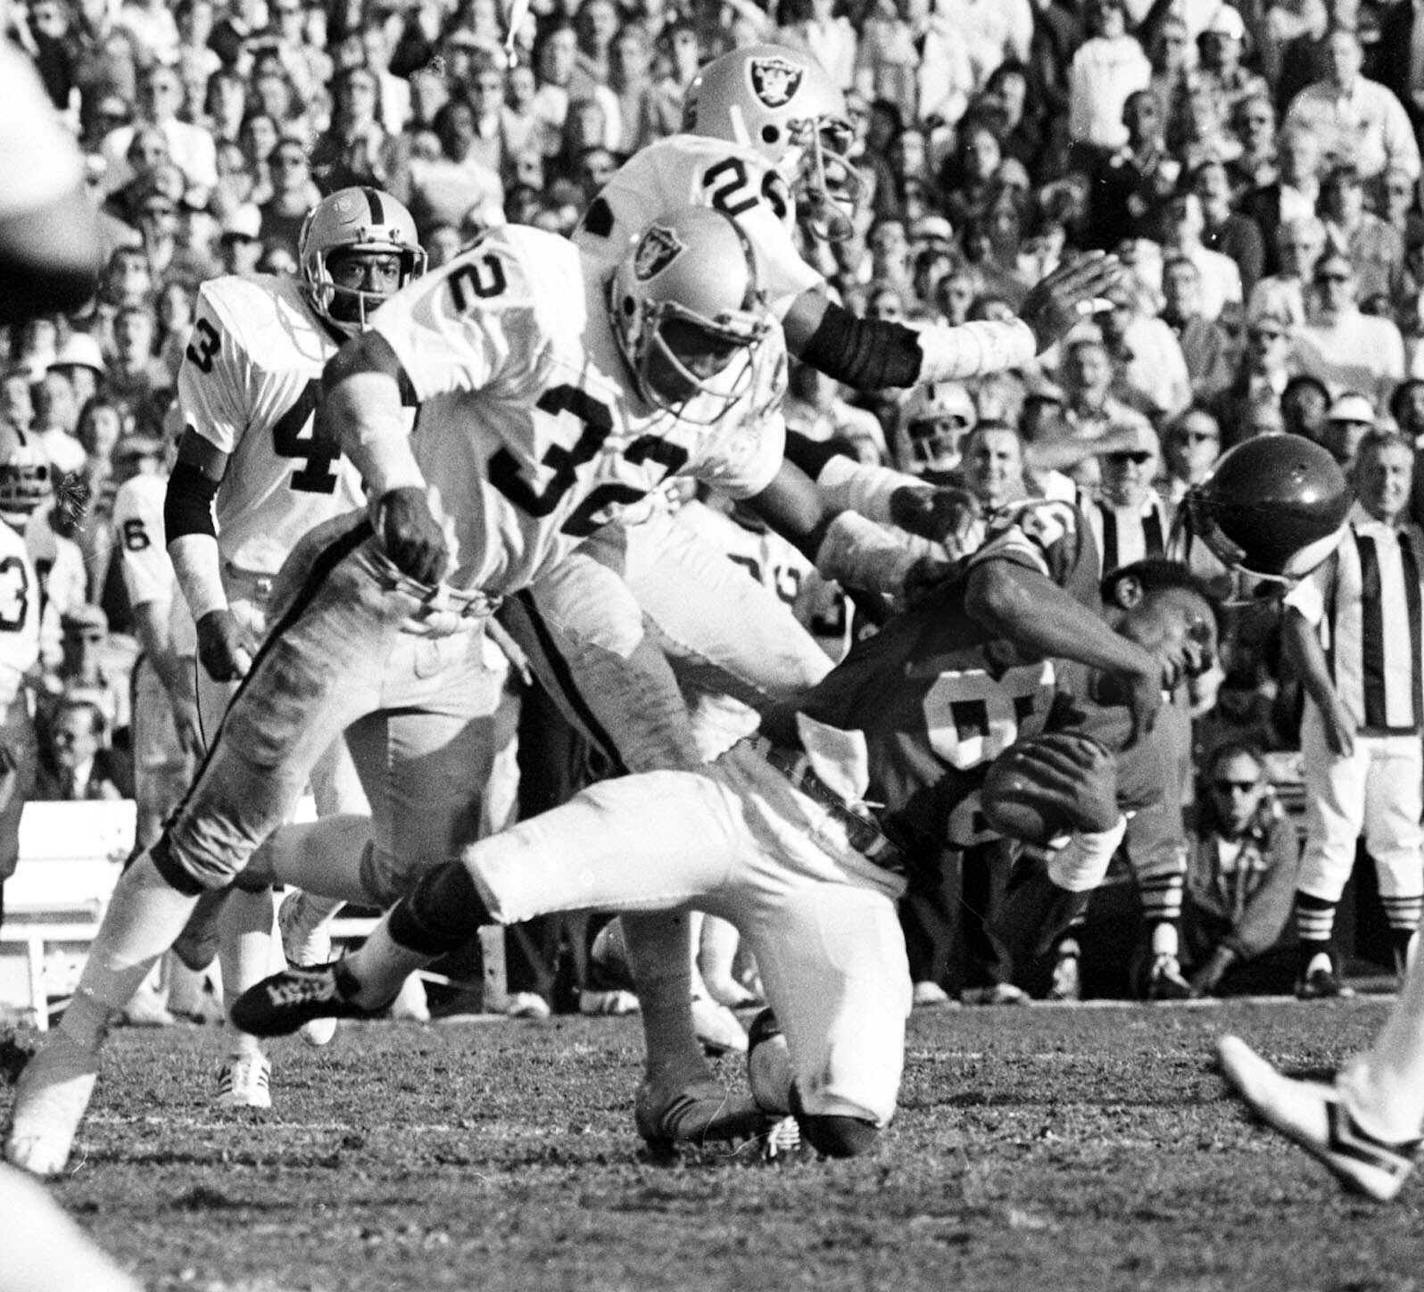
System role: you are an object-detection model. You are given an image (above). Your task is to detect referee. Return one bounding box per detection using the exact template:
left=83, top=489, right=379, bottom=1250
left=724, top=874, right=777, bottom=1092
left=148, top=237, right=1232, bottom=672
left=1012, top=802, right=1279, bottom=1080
left=1284, top=428, right=1424, bottom=997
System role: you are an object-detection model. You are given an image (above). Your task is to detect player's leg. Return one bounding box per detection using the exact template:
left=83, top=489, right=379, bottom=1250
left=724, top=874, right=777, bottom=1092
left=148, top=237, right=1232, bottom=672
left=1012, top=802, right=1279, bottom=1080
left=718, top=742, right=910, bottom=1157
left=1293, top=706, right=1369, bottom=996
left=233, top=768, right=746, bottom=1017
left=502, top=556, right=719, bottom=1118
left=6, top=540, right=403, bottom=1173
left=1361, top=736, right=1424, bottom=976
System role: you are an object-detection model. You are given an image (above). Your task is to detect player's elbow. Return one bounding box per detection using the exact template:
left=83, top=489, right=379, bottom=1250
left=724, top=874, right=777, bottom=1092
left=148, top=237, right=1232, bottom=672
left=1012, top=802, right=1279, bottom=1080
left=963, top=561, right=1026, bottom=633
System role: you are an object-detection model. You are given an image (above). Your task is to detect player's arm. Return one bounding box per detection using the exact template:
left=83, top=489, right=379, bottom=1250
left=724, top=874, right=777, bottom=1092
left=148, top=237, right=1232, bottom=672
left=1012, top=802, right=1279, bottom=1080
left=741, top=458, right=945, bottom=602
left=785, top=432, right=978, bottom=554
left=1282, top=595, right=1355, bottom=756
left=780, top=254, right=1123, bottom=391
left=964, top=558, right=1161, bottom=742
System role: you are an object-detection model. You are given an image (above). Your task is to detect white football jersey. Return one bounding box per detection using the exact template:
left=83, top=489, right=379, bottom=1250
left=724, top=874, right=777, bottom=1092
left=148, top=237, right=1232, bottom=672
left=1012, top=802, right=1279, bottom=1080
left=177, top=274, right=366, bottom=578
left=573, top=135, right=824, bottom=319
left=371, top=225, right=788, bottom=598
left=112, top=472, right=175, bottom=612
left=0, top=518, right=41, bottom=710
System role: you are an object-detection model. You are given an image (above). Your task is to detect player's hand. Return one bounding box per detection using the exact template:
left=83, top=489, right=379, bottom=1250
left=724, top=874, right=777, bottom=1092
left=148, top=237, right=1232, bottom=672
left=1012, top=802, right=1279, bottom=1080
left=171, top=687, right=205, bottom=759
left=1018, top=252, right=1124, bottom=353
left=196, top=609, right=254, bottom=683
left=1121, top=664, right=1163, bottom=749
left=377, top=486, right=449, bottom=586
left=1323, top=697, right=1357, bottom=757
left=890, top=485, right=981, bottom=558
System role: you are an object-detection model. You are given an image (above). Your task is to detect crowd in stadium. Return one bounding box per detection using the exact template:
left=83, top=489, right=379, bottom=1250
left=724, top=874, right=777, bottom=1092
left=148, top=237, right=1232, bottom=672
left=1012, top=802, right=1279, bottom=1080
left=1, top=0, right=1422, bottom=1045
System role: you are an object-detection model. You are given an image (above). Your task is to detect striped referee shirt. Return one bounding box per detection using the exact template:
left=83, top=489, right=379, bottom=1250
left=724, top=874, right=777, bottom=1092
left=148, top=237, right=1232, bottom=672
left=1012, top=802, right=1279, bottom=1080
left=1286, top=503, right=1424, bottom=735
left=1077, top=488, right=1169, bottom=577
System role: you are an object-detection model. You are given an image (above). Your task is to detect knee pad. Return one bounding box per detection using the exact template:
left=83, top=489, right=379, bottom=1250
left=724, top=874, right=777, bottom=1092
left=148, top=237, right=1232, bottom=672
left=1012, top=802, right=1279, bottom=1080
left=388, top=862, right=491, bottom=956
left=790, top=1084, right=879, bottom=1158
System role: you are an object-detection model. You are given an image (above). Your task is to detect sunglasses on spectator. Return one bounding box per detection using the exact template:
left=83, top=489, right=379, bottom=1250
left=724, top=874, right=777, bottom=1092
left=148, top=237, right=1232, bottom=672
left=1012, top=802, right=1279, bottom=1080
left=1317, top=270, right=1352, bottom=283
left=1106, top=450, right=1154, bottom=465
left=1173, top=429, right=1219, bottom=444
left=1213, top=779, right=1260, bottom=794
left=65, top=630, right=105, bottom=643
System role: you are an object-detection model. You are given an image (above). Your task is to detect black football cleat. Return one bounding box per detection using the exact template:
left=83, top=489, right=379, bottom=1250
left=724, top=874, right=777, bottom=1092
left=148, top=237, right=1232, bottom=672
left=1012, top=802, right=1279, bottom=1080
left=230, top=963, right=380, bottom=1037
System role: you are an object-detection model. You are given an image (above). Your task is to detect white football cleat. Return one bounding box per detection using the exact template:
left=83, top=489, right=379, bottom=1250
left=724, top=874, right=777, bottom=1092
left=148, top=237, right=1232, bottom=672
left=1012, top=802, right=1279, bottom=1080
left=5, top=1033, right=101, bottom=1177
left=692, top=995, right=747, bottom=1055
left=506, top=992, right=552, bottom=1021
left=277, top=891, right=337, bottom=1047
left=1218, top=1035, right=1421, bottom=1202
left=215, top=1054, right=272, bottom=1110
left=578, top=988, right=640, bottom=1016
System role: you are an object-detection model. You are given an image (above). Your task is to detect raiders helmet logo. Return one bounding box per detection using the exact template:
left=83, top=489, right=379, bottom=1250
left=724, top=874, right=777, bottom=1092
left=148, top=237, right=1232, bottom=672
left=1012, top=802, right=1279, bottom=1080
left=634, top=225, right=683, bottom=280
left=748, top=55, right=803, bottom=109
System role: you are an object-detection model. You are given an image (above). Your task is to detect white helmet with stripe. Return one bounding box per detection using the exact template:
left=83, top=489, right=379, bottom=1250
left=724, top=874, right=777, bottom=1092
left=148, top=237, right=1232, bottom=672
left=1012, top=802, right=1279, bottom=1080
left=298, top=186, right=427, bottom=335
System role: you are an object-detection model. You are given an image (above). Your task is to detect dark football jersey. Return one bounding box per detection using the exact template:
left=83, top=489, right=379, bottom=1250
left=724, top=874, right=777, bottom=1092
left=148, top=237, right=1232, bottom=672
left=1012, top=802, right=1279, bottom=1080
left=799, top=498, right=1151, bottom=849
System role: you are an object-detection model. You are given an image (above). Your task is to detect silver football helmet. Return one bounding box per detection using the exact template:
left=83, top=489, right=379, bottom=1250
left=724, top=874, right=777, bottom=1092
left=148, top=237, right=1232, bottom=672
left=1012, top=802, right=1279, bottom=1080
left=0, top=428, right=51, bottom=527
left=609, top=206, right=772, bottom=421
left=298, top=186, right=426, bottom=336
left=681, top=44, right=862, bottom=240
left=894, top=381, right=977, bottom=476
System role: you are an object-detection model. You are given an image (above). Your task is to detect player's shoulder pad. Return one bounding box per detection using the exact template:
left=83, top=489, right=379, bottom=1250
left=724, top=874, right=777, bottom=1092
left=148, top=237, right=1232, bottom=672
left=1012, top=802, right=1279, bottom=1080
left=193, top=273, right=306, bottom=359
left=444, top=225, right=574, bottom=315
left=112, top=471, right=166, bottom=520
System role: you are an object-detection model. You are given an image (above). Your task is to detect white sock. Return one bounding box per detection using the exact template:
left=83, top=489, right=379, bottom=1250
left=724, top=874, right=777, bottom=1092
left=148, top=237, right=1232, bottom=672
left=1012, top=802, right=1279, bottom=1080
left=219, top=888, right=280, bottom=1048
left=345, top=917, right=432, bottom=1008
left=60, top=853, right=199, bottom=1051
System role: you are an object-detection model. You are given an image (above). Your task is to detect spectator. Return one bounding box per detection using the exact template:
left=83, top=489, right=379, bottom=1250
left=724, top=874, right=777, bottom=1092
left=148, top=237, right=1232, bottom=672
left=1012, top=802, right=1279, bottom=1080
left=1245, top=125, right=1323, bottom=273
left=1157, top=189, right=1243, bottom=321
left=49, top=333, right=107, bottom=411
left=1283, top=428, right=1424, bottom=996
left=1079, top=418, right=1170, bottom=572
left=310, top=64, right=402, bottom=194
left=99, top=63, right=217, bottom=205
left=1319, top=389, right=1378, bottom=468
left=406, top=97, right=505, bottom=239
left=1182, top=741, right=1299, bottom=997
left=1293, top=250, right=1406, bottom=405
left=1192, top=158, right=1265, bottom=297
left=34, top=696, right=126, bottom=802
left=1161, top=405, right=1223, bottom=505
left=1281, top=370, right=1333, bottom=443
left=258, top=139, right=319, bottom=260
left=217, top=206, right=265, bottom=277
left=777, top=0, right=857, bottom=94
left=29, top=367, right=87, bottom=476
left=1320, top=162, right=1405, bottom=303
left=1068, top=0, right=1152, bottom=155
left=1283, top=22, right=1420, bottom=182
left=1228, top=92, right=1279, bottom=194
left=105, top=304, right=170, bottom=423
left=1249, top=213, right=1325, bottom=328
left=1098, top=273, right=1192, bottom=418
left=1212, top=310, right=1294, bottom=442
left=1161, top=252, right=1236, bottom=402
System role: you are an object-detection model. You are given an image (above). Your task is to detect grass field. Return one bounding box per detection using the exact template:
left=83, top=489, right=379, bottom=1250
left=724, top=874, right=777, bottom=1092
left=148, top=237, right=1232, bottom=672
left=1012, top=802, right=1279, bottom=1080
left=5, top=999, right=1424, bottom=1292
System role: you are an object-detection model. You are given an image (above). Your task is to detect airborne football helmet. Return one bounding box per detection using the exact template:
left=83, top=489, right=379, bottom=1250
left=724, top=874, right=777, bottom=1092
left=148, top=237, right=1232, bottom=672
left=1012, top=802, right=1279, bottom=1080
left=298, top=187, right=426, bottom=336
left=609, top=206, right=772, bottom=420
left=894, top=381, right=977, bottom=476
left=681, top=44, right=862, bottom=240
left=1181, top=434, right=1351, bottom=587
left=0, top=429, right=52, bottom=529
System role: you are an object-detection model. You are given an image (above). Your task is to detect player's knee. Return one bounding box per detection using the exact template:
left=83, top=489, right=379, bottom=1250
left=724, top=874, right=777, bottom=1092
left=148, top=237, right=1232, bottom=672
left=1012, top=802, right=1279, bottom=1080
left=387, top=862, right=492, bottom=955
left=789, top=1086, right=879, bottom=1157
left=150, top=831, right=233, bottom=896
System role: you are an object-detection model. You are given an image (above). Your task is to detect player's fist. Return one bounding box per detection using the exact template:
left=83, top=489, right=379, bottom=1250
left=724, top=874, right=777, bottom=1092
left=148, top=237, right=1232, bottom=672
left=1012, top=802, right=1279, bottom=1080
left=889, top=485, right=980, bottom=557
left=377, top=486, right=449, bottom=586
left=196, top=609, right=253, bottom=684
left=981, top=733, right=1118, bottom=846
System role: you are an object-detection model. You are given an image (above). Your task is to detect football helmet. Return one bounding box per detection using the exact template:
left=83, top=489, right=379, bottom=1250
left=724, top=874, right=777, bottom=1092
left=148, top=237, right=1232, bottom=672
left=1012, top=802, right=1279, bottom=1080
left=298, top=187, right=426, bottom=336
left=609, top=206, right=772, bottom=421
left=894, top=381, right=977, bottom=476
left=0, top=429, right=52, bottom=527
left=681, top=44, right=862, bottom=240
left=1182, top=435, right=1351, bottom=586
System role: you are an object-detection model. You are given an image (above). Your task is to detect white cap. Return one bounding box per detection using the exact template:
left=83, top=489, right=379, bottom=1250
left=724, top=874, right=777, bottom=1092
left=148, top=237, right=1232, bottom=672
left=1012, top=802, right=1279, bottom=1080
left=221, top=204, right=262, bottom=241
left=50, top=332, right=105, bottom=374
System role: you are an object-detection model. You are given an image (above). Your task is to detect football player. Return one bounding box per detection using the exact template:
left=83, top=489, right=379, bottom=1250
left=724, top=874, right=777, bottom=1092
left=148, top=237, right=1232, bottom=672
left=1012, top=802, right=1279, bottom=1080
left=0, top=431, right=45, bottom=939
left=227, top=525, right=1214, bottom=1159
left=4, top=205, right=936, bottom=1176
left=163, top=185, right=503, bottom=1105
